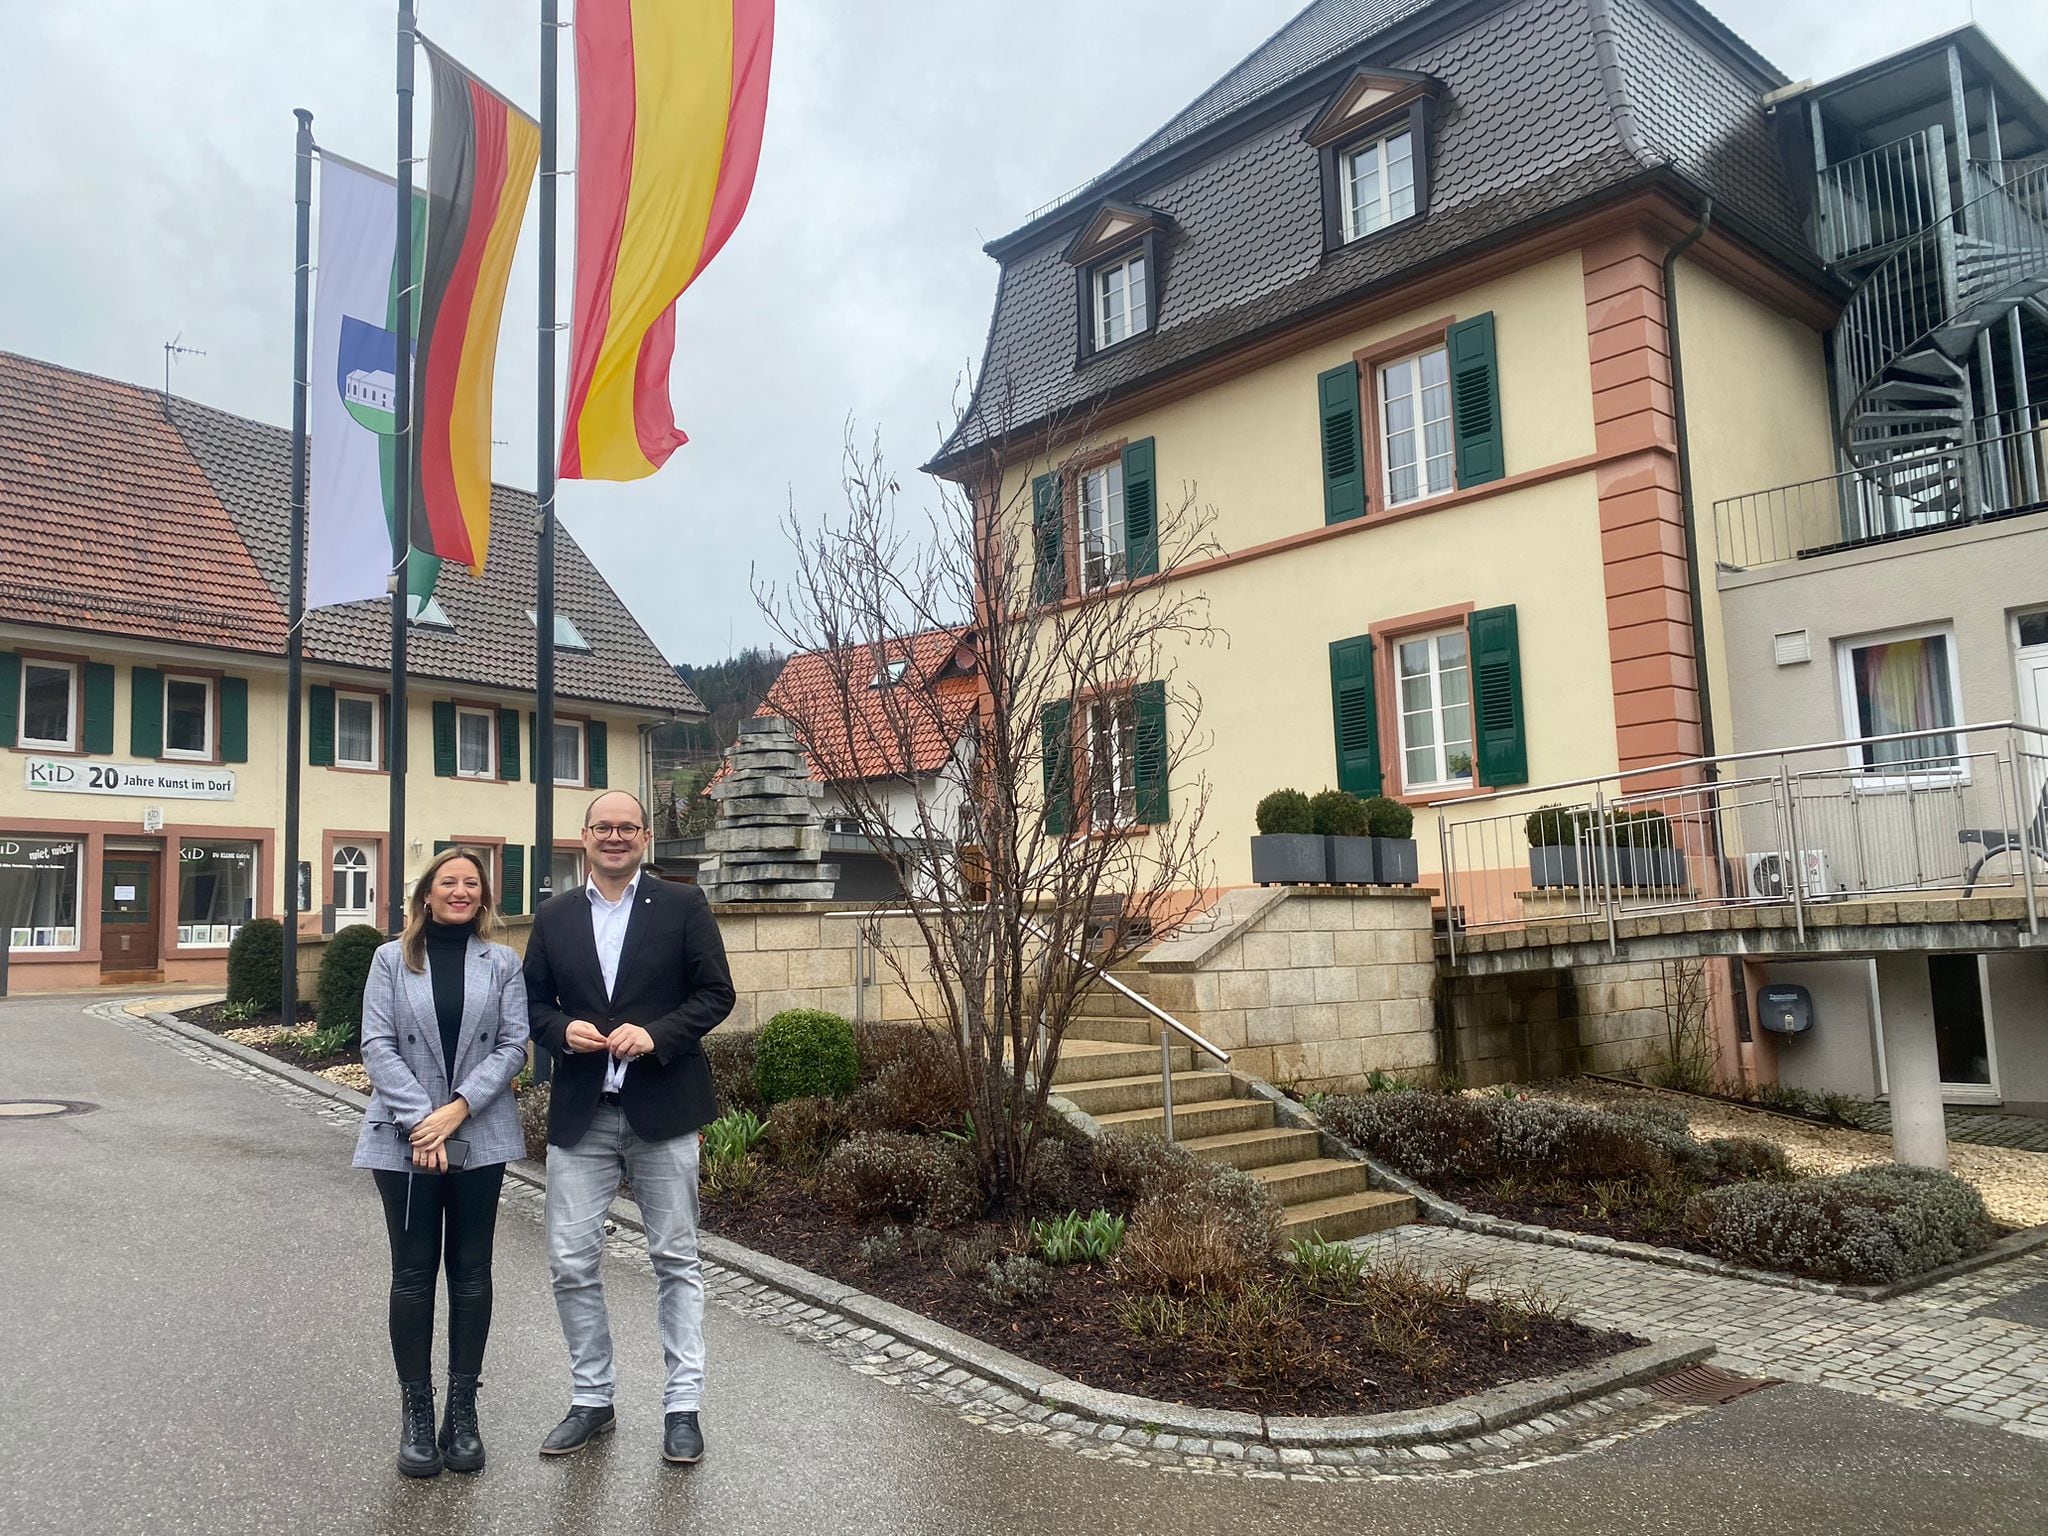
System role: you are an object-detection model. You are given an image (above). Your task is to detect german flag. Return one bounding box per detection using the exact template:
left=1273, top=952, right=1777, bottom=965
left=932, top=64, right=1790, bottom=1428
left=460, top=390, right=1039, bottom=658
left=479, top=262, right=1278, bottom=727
left=559, top=0, right=774, bottom=483
left=412, top=41, right=540, bottom=574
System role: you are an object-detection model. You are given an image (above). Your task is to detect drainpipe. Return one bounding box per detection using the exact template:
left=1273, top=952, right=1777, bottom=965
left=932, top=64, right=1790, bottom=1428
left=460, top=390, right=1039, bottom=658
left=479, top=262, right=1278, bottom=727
left=1662, top=196, right=1716, bottom=765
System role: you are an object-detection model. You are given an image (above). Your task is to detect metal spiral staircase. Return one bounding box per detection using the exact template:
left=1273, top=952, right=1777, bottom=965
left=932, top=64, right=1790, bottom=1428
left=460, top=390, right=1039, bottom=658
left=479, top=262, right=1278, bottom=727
left=1823, top=125, right=2048, bottom=529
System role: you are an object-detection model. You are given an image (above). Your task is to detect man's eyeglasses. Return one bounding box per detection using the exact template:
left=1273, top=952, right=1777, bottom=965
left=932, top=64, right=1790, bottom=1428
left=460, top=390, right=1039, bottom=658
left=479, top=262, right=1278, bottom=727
left=586, top=823, right=645, bottom=838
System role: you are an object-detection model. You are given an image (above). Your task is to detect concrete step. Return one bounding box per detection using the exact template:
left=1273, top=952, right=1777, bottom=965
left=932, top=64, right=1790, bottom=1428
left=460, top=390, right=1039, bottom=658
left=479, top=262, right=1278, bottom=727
left=1058, top=1069, right=1235, bottom=1118
left=1072, top=984, right=1161, bottom=1020
left=1063, top=1013, right=1165, bottom=1047
left=1096, top=1096, right=1274, bottom=1141
left=1278, top=1190, right=1418, bottom=1242
left=1050, top=1039, right=1194, bottom=1085
left=1175, top=1126, right=1324, bottom=1171
left=1246, top=1156, right=1371, bottom=1207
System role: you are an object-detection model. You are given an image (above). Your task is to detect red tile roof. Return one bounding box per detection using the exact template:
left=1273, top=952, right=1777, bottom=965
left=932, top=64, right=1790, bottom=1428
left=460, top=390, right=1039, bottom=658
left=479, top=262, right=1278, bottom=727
left=763, top=629, right=979, bottom=783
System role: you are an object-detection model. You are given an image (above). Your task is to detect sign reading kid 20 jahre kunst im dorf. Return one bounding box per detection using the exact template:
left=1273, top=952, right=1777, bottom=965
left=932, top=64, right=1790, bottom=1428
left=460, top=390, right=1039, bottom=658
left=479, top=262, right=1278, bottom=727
left=23, top=758, right=235, bottom=801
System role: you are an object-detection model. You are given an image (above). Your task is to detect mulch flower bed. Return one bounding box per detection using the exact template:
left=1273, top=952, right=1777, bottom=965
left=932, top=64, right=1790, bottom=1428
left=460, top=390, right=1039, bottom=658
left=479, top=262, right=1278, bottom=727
left=704, top=1170, right=1631, bottom=1418
left=175, top=1002, right=357, bottom=1073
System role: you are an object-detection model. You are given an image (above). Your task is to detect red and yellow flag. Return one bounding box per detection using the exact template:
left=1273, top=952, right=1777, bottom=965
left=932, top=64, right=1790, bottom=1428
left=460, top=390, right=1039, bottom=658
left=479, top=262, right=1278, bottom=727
left=412, top=41, right=540, bottom=573
left=559, top=0, right=774, bottom=482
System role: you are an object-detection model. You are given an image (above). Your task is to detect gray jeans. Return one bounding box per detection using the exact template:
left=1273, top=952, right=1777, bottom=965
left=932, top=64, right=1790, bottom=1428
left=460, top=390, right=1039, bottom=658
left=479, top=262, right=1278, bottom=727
left=545, top=1102, right=704, bottom=1413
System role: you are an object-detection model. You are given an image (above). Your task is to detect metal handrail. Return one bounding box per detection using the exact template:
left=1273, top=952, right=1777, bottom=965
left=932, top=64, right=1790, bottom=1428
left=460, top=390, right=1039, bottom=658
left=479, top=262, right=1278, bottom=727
left=1816, top=129, right=1945, bottom=264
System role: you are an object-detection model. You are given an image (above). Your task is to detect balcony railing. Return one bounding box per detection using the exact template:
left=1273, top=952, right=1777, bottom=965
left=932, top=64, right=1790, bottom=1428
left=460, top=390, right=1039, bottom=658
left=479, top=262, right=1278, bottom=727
left=1816, top=129, right=1947, bottom=265
left=1711, top=415, right=2048, bottom=572
left=1434, top=722, right=2048, bottom=961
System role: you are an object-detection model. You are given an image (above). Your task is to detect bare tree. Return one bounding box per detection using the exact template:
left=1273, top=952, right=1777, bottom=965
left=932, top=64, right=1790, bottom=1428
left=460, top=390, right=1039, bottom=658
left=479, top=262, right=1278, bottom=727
left=754, top=408, right=1223, bottom=1207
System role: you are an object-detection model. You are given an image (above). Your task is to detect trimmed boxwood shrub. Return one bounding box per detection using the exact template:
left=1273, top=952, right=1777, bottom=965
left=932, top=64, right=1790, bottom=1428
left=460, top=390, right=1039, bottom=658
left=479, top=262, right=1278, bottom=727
left=313, top=924, right=385, bottom=1050
left=1686, top=1165, right=1993, bottom=1285
left=1361, top=795, right=1414, bottom=839
left=1255, top=788, right=1313, bottom=835
left=754, top=1008, right=859, bottom=1106
left=225, top=917, right=285, bottom=1009
left=1308, top=788, right=1370, bottom=838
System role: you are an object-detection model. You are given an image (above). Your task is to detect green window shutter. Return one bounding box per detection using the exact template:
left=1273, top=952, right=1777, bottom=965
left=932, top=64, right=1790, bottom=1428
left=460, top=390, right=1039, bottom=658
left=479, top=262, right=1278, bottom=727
left=1031, top=473, right=1065, bottom=604
left=1329, top=635, right=1382, bottom=796
left=308, top=685, right=335, bottom=766
left=500, top=843, right=525, bottom=917
left=1470, top=604, right=1527, bottom=786
left=1447, top=312, right=1504, bottom=487
left=1132, top=679, right=1169, bottom=825
left=432, top=700, right=457, bottom=778
left=379, top=694, right=391, bottom=771
left=1121, top=438, right=1158, bottom=578
left=434, top=840, right=456, bottom=855
left=587, top=721, right=609, bottom=788
left=1040, top=700, right=1074, bottom=837
left=498, top=708, right=521, bottom=782
left=131, top=667, right=163, bottom=758
left=83, top=664, right=114, bottom=754
left=1318, top=362, right=1367, bottom=524
left=0, top=652, right=16, bottom=747
left=219, top=677, right=248, bottom=764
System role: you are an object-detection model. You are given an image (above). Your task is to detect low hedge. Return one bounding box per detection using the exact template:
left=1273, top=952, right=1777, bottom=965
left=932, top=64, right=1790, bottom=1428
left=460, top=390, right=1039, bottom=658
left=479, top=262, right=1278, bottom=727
left=1686, top=1165, right=1993, bottom=1285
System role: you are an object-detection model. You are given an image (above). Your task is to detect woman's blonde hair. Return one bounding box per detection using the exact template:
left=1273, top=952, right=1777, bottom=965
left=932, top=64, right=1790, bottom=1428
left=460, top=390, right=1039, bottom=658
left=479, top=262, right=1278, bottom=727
left=399, top=846, right=502, bottom=972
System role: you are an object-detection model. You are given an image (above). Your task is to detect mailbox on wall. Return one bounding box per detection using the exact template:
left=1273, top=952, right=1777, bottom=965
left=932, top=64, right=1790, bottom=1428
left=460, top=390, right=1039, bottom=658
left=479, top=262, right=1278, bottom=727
left=1757, top=983, right=1814, bottom=1035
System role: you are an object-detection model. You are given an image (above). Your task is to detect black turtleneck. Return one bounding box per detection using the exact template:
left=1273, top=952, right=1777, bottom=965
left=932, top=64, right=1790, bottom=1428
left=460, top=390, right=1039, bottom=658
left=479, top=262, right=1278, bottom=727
left=423, top=918, right=475, bottom=1078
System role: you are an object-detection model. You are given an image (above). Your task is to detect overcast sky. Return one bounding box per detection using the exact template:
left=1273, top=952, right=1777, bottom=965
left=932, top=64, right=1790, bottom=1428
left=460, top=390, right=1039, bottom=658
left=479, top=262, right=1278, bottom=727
left=3, top=0, right=2041, bottom=665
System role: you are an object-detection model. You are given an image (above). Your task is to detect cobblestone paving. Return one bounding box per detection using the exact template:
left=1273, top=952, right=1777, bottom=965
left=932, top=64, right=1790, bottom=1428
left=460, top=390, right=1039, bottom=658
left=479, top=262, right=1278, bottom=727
left=1841, top=1101, right=2048, bottom=1153
left=1360, top=1224, right=2048, bottom=1443
left=102, top=1001, right=1699, bottom=1482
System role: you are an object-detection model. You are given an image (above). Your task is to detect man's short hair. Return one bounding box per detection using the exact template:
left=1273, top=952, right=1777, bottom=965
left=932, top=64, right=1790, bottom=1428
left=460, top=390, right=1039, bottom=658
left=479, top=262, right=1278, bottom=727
left=584, top=788, right=649, bottom=828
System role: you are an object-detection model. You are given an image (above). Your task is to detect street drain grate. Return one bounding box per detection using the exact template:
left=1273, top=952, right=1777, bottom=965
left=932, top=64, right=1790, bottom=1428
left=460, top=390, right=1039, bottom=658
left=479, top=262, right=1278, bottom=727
left=1646, top=1364, right=1777, bottom=1406
left=0, top=1099, right=97, bottom=1120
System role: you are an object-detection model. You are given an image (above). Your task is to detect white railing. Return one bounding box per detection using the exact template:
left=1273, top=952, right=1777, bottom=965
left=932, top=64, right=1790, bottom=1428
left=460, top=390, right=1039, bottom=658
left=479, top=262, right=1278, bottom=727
left=1435, top=722, right=2048, bottom=961
left=1817, top=129, right=1947, bottom=265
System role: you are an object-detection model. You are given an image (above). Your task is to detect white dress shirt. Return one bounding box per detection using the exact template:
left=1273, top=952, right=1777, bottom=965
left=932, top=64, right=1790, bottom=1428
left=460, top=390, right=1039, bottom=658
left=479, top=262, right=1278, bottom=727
left=588, top=871, right=641, bottom=1094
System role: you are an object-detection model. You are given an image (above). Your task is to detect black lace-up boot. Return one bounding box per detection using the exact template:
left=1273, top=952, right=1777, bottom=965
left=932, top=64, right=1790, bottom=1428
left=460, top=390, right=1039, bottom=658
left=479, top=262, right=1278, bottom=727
left=397, top=1380, right=444, bottom=1478
left=440, top=1372, right=485, bottom=1473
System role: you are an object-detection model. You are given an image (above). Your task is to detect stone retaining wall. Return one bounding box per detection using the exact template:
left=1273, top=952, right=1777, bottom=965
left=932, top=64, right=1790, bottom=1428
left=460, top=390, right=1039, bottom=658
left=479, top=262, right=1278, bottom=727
left=1439, top=958, right=1675, bottom=1086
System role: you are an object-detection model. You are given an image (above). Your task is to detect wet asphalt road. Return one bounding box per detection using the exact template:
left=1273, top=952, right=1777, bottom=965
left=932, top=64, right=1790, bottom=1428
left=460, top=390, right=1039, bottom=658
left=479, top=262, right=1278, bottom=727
left=1, top=993, right=2044, bottom=1535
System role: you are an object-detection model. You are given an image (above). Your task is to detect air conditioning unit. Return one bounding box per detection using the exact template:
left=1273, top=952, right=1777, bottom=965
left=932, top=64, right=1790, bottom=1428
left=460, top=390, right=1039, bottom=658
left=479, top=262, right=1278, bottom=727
left=1745, top=849, right=1834, bottom=901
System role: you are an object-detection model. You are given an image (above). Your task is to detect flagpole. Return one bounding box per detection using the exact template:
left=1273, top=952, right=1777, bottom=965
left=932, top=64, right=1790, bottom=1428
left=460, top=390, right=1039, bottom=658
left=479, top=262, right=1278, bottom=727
left=388, top=1, right=417, bottom=934
left=536, top=0, right=560, bottom=914
left=283, top=107, right=314, bottom=1026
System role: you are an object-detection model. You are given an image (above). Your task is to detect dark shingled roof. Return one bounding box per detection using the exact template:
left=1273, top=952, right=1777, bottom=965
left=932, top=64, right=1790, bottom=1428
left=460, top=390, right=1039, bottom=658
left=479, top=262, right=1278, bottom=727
left=934, top=0, right=1810, bottom=470
left=0, top=350, right=697, bottom=717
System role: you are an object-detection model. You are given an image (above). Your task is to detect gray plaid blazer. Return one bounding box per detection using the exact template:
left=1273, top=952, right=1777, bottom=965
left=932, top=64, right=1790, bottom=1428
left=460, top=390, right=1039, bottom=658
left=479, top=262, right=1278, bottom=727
left=351, top=937, right=531, bottom=1172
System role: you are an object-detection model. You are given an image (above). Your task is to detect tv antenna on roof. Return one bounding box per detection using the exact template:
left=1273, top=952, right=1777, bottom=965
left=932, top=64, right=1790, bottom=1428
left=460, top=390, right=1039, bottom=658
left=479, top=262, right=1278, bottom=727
left=162, top=332, right=206, bottom=397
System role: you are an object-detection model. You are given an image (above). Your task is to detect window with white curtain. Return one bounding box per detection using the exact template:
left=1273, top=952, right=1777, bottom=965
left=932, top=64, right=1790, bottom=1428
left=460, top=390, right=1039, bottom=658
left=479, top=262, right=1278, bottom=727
left=1837, top=626, right=1962, bottom=778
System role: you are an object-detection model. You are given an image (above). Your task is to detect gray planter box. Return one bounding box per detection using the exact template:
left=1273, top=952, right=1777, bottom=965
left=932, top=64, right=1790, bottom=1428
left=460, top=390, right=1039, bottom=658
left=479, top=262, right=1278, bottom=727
left=1371, top=836, right=1419, bottom=886
left=1529, top=843, right=1687, bottom=890
left=1326, top=835, right=1375, bottom=884
left=1620, top=845, right=1689, bottom=890
left=1250, top=833, right=1328, bottom=885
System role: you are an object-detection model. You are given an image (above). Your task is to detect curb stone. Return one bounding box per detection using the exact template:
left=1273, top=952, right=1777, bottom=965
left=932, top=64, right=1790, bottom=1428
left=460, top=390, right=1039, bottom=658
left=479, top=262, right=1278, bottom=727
left=142, top=1003, right=1710, bottom=1449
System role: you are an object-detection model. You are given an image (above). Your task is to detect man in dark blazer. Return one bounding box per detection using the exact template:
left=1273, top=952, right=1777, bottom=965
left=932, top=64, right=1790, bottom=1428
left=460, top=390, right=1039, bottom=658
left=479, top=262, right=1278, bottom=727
left=524, top=790, right=735, bottom=1466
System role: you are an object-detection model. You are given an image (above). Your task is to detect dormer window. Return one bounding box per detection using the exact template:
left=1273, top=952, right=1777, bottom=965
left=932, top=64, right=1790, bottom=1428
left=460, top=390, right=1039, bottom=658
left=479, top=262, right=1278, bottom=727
left=1093, top=250, right=1150, bottom=349
left=873, top=659, right=908, bottom=688
left=1306, top=67, right=1439, bottom=253
left=1065, top=201, right=1171, bottom=360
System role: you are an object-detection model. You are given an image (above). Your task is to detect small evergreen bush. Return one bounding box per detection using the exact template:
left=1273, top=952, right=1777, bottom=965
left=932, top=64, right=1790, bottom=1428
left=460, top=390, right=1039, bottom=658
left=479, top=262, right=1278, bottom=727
left=1255, top=788, right=1314, bottom=835
left=761, top=1094, right=850, bottom=1171
left=754, top=1008, right=858, bottom=1106
left=1361, top=795, right=1414, bottom=839
left=816, top=1130, right=980, bottom=1228
left=845, top=1055, right=968, bottom=1134
left=1687, top=1164, right=1992, bottom=1284
left=979, top=1254, right=1054, bottom=1306
left=312, top=924, right=384, bottom=1051
left=518, top=1082, right=552, bottom=1162
left=226, top=918, right=285, bottom=1009
left=1308, top=788, right=1370, bottom=838
left=705, top=1030, right=763, bottom=1114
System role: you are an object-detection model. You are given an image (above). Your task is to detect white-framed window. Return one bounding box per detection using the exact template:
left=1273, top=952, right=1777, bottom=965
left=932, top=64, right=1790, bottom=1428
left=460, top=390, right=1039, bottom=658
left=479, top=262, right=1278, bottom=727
left=1079, top=463, right=1127, bottom=593
left=332, top=843, right=375, bottom=919
left=525, top=609, right=592, bottom=652
left=177, top=840, right=257, bottom=948
left=163, top=675, right=214, bottom=760
left=1, top=836, right=82, bottom=952
left=335, top=692, right=380, bottom=770
left=554, top=720, right=586, bottom=787
left=1339, top=127, right=1416, bottom=242
left=550, top=847, right=585, bottom=897
left=1836, top=624, right=1964, bottom=781
left=1396, top=627, right=1474, bottom=790
left=873, top=659, right=908, bottom=688
left=409, top=595, right=455, bottom=631
left=18, top=661, right=78, bottom=751
left=455, top=706, right=495, bottom=779
left=1087, top=693, right=1137, bottom=830
left=1092, top=250, right=1149, bottom=350
left=1380, top=346, right=1455, bottom=506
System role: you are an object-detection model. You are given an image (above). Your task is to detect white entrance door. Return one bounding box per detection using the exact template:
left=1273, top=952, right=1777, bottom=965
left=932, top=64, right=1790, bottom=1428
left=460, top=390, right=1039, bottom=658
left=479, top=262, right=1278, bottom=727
left=2014, top=613, right=2048, bottom=815
left=333, top=843, right=376, bottom=926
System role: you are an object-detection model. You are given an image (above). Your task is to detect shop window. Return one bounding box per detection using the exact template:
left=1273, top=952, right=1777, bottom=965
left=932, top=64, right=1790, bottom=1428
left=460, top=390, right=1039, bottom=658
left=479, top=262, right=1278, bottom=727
left=177, top=841, right=257, bottom=947
left=0, top=837, right=82, bottom=951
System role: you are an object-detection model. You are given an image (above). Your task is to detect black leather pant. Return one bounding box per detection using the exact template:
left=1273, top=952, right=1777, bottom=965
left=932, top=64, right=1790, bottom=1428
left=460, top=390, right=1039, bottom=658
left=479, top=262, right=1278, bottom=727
left=372, top=1163, right=506, bottom=1381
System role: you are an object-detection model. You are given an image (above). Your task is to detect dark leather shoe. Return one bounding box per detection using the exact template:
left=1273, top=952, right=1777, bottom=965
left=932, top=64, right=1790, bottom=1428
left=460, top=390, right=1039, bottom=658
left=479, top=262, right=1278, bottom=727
left=398, top=1380, right=444, bottom=1478
left=539, top=1404, right=615, bottom=1457
left=662, top=1410, right=704, bottom=1465
left=439, top=1371, right=485, bottom=1473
